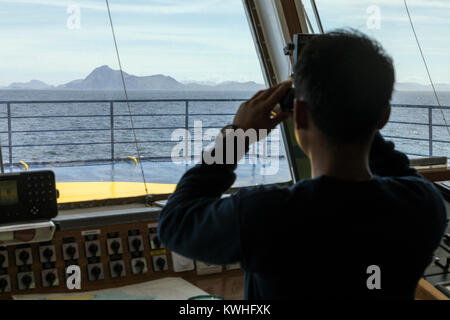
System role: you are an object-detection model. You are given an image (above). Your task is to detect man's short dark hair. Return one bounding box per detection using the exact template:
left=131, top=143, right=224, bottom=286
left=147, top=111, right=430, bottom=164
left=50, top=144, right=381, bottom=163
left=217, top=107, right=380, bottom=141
left=294, top=30, right=395, bottom=144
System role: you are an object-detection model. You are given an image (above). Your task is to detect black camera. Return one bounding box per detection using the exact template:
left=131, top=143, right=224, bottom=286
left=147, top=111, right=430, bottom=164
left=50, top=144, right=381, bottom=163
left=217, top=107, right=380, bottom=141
left=279, top=34, right=318, bottom=112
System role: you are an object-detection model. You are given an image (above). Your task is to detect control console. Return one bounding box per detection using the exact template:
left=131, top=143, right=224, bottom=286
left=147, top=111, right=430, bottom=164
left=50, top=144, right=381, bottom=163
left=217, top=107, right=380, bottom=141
left=0, top=214, right=242, bottom=298
left=0, top=171, right=58, bottom=224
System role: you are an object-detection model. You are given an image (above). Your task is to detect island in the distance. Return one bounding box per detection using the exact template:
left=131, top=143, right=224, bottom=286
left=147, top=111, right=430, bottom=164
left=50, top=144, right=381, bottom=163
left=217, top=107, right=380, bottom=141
left=4, top=65, right=450, bottom=92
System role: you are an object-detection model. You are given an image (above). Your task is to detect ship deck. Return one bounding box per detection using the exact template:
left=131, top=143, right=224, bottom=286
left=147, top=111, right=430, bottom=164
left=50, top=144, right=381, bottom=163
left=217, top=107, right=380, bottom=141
left=3, top=160, right=291, bottom=203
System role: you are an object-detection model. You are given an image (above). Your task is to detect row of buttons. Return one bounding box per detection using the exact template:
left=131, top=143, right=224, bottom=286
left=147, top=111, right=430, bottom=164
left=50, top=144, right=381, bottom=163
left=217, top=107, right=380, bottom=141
left=27, top=189, right=55, bottom=200
left=0, top=246, right=57, bottom=268
left=0, top=227, right=164, bottom=268
left=85, top=255, right=170, bottom=281
left=61, top=233, right=164, bottom=261
left=0, top=255, right=172, bottom=293
left=26, top=174, right=52, bottom=181
left=27, top=183, right=53, bottom=190
left=0, top=270, right=59, bottom=293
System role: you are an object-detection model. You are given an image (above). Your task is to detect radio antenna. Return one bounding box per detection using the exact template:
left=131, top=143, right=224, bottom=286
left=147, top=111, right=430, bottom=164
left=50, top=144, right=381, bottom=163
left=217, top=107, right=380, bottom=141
left=105, top=0, right=149, bottom=195
left=404, top=0, right=450, bottom=141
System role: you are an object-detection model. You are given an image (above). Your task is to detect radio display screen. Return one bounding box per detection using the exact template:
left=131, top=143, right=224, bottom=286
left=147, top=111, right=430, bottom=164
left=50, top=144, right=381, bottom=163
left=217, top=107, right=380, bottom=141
left=0, top=180, right=19, bottom=206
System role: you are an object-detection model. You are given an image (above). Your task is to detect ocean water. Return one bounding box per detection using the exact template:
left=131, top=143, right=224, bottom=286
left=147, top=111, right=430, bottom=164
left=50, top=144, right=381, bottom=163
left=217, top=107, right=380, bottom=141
left=0, top=89, right=449, bottom=165
left=0, top=90, right=250, bottom=164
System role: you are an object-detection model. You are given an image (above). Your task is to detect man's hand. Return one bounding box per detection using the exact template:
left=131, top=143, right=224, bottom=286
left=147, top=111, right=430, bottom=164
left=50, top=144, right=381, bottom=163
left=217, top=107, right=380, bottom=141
left=233, top=81, right=293, bottom=134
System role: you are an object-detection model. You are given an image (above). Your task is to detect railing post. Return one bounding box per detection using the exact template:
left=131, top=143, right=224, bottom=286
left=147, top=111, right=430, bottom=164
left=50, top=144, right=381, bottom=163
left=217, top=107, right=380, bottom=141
left=429, top=106, right=433, bottom=157
left=7, top=103, right=12, bottom=165
left=110, top=102, right=115, bottom=161
left=185, top=101, right=190, bottom=162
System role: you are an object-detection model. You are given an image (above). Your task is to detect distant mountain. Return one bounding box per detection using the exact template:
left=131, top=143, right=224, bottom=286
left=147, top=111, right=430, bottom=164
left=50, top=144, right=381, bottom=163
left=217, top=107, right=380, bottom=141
left=395, top=82, right=450, bottom=91
left=7, top=80, right=54, bottom=90
left=4, top=71, right=450, bottom=92
left=58, top=65, right=185, bottom=90
left=22, top=65, right=264, bottom=91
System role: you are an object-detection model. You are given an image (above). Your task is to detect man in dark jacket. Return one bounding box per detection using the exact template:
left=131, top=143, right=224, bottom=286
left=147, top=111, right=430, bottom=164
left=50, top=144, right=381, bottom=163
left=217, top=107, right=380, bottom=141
left=158, top=30, right=448, bottom=299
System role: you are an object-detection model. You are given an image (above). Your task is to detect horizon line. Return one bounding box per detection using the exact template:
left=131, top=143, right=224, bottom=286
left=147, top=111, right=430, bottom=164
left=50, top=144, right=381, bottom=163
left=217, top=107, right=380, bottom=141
left=1, top=65, right=450, bottom=88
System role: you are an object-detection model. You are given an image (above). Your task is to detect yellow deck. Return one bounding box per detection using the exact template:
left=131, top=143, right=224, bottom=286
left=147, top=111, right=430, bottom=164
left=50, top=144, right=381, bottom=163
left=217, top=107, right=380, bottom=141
left=56, top=182, right=177, bottom=204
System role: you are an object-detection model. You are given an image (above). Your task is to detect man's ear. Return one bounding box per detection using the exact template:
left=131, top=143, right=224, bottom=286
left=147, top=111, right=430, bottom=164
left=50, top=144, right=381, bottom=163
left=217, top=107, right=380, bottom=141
left=294, top=98, right=308, bottom=130
left=377, top=105, right=391, bottom=130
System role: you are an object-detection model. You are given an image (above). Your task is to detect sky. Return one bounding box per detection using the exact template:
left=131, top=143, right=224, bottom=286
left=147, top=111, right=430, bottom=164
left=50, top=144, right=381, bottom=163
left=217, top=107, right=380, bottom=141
left=0, top=0, right=449, bottom=87
left=304, top=0, right=450, bottom=85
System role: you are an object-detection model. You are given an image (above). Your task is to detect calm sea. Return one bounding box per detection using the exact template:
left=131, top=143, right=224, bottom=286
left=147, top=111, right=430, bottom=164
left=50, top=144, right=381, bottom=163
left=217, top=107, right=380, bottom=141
left=0, top=89, right=449, bottom=164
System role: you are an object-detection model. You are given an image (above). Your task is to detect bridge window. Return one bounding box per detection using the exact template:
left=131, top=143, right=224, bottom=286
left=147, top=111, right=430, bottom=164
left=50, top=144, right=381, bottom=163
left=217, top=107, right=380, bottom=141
left=303, top=0, right=450, bottom=159
left=0, top=0, right=291, bottom=204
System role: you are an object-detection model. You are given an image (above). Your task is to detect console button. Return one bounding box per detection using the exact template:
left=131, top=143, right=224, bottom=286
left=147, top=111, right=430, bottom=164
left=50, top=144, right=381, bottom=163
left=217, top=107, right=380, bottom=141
left=128, top=235, right=144, bottom=253
left=0, top=276, right=10, bottom=293
left=17, top=272, right=35, bottom=290
left=42, top=269, right=59, bottom=288
left=39, top=245, right=56, bottom=263
left=107, top=238, right=123, bottom=255
left=62, top=243, right=79, bottom=261
left=85, top=241, right=101, bottom=258
left=87, top=263, right=105, bottom=281
left=0, top=252, right=8, bottom=268
left=15, top=248, right=33, bottom=266
left=110, top=261, right=126, bottom=278
left=152, top=255, right=169, bottom=272
left=131, top=258, right=148, bottom=275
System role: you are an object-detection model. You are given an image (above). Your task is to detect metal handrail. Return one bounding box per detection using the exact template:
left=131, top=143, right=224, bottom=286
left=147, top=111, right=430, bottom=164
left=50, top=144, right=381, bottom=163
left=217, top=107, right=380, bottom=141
left=0, top=99, right=449, bottom=166
left=0, top=99, right=247, bottom=165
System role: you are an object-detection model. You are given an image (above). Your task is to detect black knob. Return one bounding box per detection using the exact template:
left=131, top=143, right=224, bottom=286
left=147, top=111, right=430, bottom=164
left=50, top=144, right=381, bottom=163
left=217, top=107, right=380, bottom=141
left=110, top=241, right=120, bottom=254
left=135, top=260, right=145, bottom=274
left=19, top=251, right=30, bottom=264
left=444, top=234, right=450, bottom=246
left=21, top=275, right=32, bottom=288
left=88, top=244, right=99, bottom=256
left=132, top=238, right=142, bottom=251
left=152, top=236, right=161, bottom=249
left=283, top=42, right=295, bottom=55
left=113, top=263, right=123, bottom=275
left=0, top=278, right=7, bottom=291
left=43, top=248, right=53, bottom=261
left=156, top=257, right=166, bottom=271
left=45, top=272, right=56, bottom=285
left=66, top=246, right=76, bottom=259
left=0, top=254, right=5, bottom=267
left=91, top=266, right=101, bottom=280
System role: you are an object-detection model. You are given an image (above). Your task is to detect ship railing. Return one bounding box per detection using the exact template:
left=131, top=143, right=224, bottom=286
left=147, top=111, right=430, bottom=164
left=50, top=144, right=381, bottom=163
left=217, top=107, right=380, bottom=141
left=0, top=100, right=449, bottom=167
left=383, top=104, right=450, bottom=158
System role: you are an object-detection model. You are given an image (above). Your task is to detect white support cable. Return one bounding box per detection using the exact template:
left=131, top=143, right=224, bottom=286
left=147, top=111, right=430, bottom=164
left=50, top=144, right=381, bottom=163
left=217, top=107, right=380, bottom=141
left=404, top=0, right=450, bottom=139
left=301, top=1, right=315, bottom=34
left=310, top=0, right=324, bottom=34
left=304, top=13, right=315, bottom=34
left=105, top=0, right=149, bottom=195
